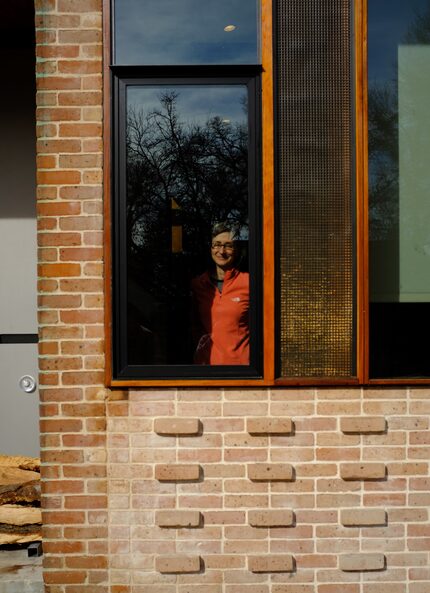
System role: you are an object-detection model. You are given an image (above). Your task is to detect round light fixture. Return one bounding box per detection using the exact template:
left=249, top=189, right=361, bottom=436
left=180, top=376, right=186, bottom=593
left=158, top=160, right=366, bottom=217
left=224, top=24, right=237, bottom=32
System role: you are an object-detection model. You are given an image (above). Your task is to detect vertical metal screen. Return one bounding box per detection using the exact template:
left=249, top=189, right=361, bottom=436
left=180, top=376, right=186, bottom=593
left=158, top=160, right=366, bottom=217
left=276, top=0, right=355, bottom=377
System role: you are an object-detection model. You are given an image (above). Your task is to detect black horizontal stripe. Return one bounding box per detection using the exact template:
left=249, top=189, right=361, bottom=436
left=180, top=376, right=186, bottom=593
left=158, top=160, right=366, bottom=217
left=0, top=334, right=38, bottom=344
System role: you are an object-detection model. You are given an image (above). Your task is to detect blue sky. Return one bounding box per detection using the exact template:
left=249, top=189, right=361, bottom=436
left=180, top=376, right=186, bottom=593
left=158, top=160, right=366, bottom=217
left=127, top=85, right=248, bottom=126
left=368, top=0, right=430, bottom=85
left=114, top=0, right=259, bottom=65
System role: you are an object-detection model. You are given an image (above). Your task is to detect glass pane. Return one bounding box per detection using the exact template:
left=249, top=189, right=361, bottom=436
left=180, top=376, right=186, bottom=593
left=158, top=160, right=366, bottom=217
left=368, top=0, right=430, bottom=378
left=276, top=0, right=355, bottom=377
left=113, top=0, right=259, bottom=65
left=125, top=85, right=252, bottom=367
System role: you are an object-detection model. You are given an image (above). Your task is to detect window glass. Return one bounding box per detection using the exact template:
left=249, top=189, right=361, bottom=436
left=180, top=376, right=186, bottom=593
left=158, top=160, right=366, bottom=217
left=368, top=0, right=430, bottom=377
left=113, top=0, right=260, bottom=65
left=122, top=84, right=256, bottom=370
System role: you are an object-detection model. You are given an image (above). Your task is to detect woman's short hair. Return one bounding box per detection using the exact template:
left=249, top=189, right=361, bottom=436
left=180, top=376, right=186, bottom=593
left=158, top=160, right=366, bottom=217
left=211, top=222, right=237, bottom=241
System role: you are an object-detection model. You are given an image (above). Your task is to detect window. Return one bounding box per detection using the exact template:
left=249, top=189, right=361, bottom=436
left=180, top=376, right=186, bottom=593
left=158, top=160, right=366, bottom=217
left=104, top=0, right=430, bottom=385
left=106, top=0, right=266, bottom=383
left=367, top=0, right=430, bottom=380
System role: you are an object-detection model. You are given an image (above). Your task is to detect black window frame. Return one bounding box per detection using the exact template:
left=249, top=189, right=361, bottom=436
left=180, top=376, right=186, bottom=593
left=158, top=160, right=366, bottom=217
left=110, top=65, right=263, bottom=380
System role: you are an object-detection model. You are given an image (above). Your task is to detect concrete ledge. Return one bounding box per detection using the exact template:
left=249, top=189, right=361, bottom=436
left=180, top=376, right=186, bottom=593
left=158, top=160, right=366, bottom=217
left=249, top=510, right=294, bottom=527
left=154, top=417, right=201, bottom=435
left=248, top=463, right=294, bottom=482
left=247, top=418, right=293, bottom=435
left=156, top=510, right=202, bottom=528
left=340, top=463, right=386, bottom=481
left=341, top=416, right=386, bottom=434
left=248, top=555, right=294, bottom=573
left=155, top=464, right=201, bottom=482
left=341, top=509, right=387, bottom=526
left=340, top=553, right=386, bottom=572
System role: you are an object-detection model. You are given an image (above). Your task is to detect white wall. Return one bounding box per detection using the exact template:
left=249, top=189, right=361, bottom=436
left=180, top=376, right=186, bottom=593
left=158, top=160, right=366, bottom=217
left=399, top=45, right=430, bottom=302
left=0, top=48, right=37, bottom=333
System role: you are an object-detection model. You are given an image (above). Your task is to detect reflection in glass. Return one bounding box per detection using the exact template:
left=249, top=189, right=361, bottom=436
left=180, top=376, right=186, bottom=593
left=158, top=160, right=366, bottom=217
left=114, top=0, right=259, bottom=65
left=192, top=224, right=249, bottom=365
left=125, top=85, right=250, bottom=365
left=368, top=0, right=430, bottom=377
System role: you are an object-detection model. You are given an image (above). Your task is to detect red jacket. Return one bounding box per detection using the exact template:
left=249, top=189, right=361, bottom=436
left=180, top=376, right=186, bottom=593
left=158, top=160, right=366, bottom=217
left=191, top=269, right=249, bottom=365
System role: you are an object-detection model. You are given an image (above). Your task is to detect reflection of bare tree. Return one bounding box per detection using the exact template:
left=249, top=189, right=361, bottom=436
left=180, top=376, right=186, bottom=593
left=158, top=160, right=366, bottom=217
left=404, top=1, right=430, bottom=43
left=368, top=1, right=430, bottom=240
left=126, top=91, right=248, bottom=265
left=368, top=84, right=398, bottom=240
left=125, top=91, right=249, bottom=364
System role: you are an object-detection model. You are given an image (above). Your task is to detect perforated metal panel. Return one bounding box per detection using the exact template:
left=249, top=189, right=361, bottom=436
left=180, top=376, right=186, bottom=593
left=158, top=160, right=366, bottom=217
left=276, top=0, right=355, bottom=377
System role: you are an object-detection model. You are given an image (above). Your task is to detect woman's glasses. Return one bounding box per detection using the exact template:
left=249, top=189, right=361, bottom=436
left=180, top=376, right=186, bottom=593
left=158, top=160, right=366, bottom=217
left=211, top=242, right=235, bottom=252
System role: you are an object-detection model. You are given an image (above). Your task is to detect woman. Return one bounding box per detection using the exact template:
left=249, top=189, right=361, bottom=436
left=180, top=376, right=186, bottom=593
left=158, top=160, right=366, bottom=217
left=191, top=223, right=249, bottom=365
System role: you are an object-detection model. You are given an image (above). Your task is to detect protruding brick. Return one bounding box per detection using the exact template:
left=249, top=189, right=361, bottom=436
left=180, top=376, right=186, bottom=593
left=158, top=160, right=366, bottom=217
left=249, top=510, right=294, bottom=527
left=154, top=417, right=200, bottom=435
left=248, top=555, right=294, bottom=573
left=155, top=464, right=201, bottom=482
left=247, top=418, right=293, bottom=435
left=340, top=553, right=386, bottom=572
left=155, top=555, right=201, bottom=574
left=248, top=463, right=294, bottom=482
left=341, top=509, right=387, bottom=526
left=156, top=511, right=202, bottom=528
left=340, top=463, right=386, bottom=481
left=341, top=416, right=386, bottom=433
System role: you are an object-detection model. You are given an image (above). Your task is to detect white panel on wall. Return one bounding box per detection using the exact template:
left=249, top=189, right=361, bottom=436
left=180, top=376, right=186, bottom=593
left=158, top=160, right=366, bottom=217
left=399, top=45, right=430, bottom=302
left=0, top=343, right=39, bottom=457
left=0, top=48, right=37, bottom=333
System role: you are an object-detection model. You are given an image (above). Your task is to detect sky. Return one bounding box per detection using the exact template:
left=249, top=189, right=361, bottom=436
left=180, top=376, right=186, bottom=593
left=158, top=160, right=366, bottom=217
left=127, top=85, right=248, bottom=127
left=368, top=0, right=430, bottom=85
left=114, top=0, right=259, bottom=65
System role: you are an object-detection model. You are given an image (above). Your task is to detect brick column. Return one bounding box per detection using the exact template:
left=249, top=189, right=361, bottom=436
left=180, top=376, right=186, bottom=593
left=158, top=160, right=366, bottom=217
left=35, top=0, right=107, bottom=591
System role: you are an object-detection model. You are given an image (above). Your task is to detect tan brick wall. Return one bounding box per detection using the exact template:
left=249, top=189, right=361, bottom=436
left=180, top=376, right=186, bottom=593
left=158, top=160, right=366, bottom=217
left=35, top=1, right=430, bottom=592
left=106, top=388, right=430, bottom=592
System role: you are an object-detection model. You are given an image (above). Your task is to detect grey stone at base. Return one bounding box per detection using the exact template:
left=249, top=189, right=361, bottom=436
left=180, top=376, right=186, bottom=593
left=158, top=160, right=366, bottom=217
left=0, top=549, right=43, bottom=593
left=0, top=582, right=44, bottom=593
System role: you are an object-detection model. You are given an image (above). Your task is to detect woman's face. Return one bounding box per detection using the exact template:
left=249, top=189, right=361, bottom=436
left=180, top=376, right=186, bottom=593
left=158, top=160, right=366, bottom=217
left=211, top=231, right=236, bottom=270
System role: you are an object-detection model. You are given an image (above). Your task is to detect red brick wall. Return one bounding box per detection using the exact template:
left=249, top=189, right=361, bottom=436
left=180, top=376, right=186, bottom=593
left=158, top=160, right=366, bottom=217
left=36, top=0, right=107, bottom=591
left=35, top=1, right=430, bottom=592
